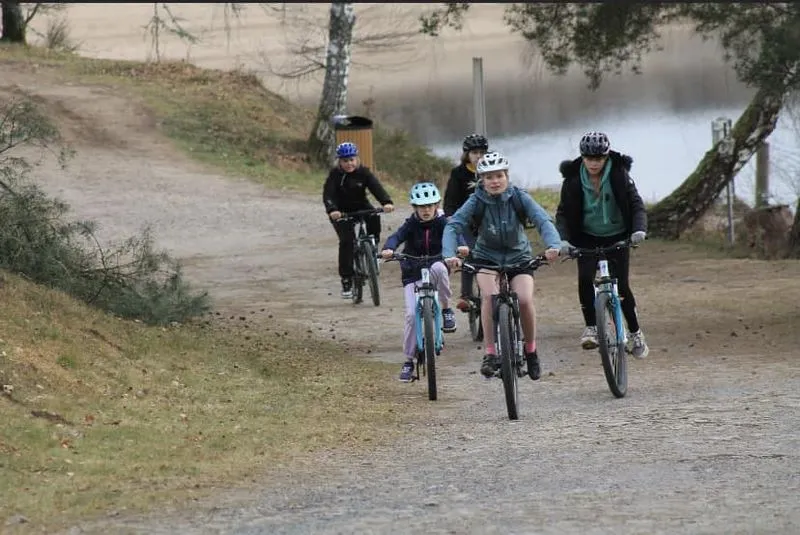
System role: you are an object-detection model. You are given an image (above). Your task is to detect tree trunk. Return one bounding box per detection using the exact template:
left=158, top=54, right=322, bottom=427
left=307, top=2, right=355, bottom=167
left=1, top=1, right=25, bottom=43
left=648, top=87, right=786, bottom=239
left=788, top=198, right=800, bottom=258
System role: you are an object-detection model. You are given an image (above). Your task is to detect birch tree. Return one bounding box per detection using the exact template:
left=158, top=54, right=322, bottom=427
left=422, top=3, right=800, bottom=239
left=307, top=2, right=355, bottom=166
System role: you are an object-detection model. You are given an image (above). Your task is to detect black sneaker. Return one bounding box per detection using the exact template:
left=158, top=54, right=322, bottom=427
left=526, top=351, right=541, bottom=381
left=480, top=354, right=499, bottom=378
left=340, top=278, right=353, bottom=299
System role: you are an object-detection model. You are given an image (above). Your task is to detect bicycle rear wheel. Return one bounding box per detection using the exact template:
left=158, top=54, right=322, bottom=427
left=497, top=303, right=519, bottom=420
left=596, top=292, right=628, bottom=398
left=365, top=242, right=381, bottom=307
left=468, top=281, right=483, bottom=342
left=422, top=299, right=437, bottom=401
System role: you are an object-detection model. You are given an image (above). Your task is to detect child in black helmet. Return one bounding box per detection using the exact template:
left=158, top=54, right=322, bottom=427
left=555, top=131, right=649, bottom=358
left=443, top=133, right=489, bottom=312
left=323, top=142, right=395, bottom=298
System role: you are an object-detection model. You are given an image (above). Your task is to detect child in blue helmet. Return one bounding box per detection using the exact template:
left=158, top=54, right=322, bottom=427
left=380, top=182, right=469, bottom=382
left=324, top=142, right=395, bottom=298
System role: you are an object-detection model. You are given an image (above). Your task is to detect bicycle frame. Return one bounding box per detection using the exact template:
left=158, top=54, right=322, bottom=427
left=595, top=257, right=628, bottom=347
left=414, top=266, right=444, bottom=354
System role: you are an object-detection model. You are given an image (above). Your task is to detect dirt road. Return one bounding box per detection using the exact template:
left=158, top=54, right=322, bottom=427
left=4, top=71, right=798, bottom=534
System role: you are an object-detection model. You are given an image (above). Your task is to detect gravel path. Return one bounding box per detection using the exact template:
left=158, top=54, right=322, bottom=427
left=9, top=75, right=797, bottom=535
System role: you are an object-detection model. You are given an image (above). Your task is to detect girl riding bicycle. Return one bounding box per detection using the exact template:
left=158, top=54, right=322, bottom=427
left=323, top=142, right=395, bottom=299
left=443, top=133, right=489, bottom=312
left=443, top=151, right=561, bottom=381
left=555, top=131, right=649, bottom=358
left=380, top=182, right=468, bottom=382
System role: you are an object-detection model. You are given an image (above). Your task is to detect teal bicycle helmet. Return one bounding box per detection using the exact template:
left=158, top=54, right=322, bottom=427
left=409, top=182, right=442, bottom=206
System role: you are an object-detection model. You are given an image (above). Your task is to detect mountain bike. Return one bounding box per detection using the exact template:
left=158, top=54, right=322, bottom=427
left=564, top=239, right=635, bottom=398
left=464, top=278, right=483, bottom=342
left=384, top=253, right=445, bottom=401
left=337, top=208, right=383, bottom=306
left=461, top=254, right=548, bottom=420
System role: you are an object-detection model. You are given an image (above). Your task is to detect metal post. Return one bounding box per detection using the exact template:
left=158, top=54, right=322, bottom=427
left=713, top=117, right=735, bottom=246
left=755, top=142, right=770, bottom=208
left=472, top=57, right=487, bottom=136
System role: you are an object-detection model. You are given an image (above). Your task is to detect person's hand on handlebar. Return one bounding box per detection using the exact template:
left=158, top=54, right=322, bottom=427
left=329, top=210, right=342, bottom=221
left=382, top=203, right=395, bottom=213
left=380, top=248, right=394, bottom=260
left=559, top=240, right=575, bottom=257
left=456, top=246, right=469, bottom=258
left=444, top=256, right=462, bottom=269
left=544, top=247, right=560, bottom=263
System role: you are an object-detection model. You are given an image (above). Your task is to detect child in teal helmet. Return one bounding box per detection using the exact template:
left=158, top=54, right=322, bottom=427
left=380, top=182, right=468, bottom=382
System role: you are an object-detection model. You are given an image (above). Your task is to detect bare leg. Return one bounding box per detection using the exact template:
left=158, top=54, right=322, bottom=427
left=476, top=270, right=499, bottom=350
left=511, top=274, right=536, bottom=345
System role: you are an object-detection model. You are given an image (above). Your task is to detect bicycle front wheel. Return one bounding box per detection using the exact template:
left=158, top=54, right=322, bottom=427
left=422, top=298, right=437, bottom=401
left=497, top=303, right=519, bottom=420
left=365, top=243, right=381, bottom=307
left=352, top=248, right=365, bottom=305
left=596, top=292, right=628, bottom=398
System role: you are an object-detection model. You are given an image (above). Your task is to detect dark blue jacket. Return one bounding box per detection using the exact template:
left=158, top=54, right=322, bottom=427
left=383, top=213, right=465, bottom=286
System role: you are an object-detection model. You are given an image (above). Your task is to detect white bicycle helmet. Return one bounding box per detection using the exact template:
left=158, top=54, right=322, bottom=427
left=409, top=182, right=442, bottom=206
left=476, top=151, right=510, bottom=175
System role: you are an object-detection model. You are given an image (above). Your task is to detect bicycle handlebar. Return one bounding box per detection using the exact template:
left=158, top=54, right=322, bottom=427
left=562, top=239, right=635, bottom=261
left=461, top=254, right=548, bottom=274
left=336, top=208, right=384, bottom=222
left=382, top=253, right=444, bottom=263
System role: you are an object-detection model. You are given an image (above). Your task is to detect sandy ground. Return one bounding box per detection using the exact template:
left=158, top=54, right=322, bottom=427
left=1, top=59, right=798, bottom=533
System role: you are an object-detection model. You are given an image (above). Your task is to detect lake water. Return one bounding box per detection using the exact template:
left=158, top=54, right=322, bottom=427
left=429, top=103, right=800, bottom=208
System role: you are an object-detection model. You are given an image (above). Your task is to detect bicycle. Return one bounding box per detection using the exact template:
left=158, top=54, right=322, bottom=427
left=463, top=277, right=484, bottom=342
left=563, top=239, right=635, bottom=398
left=461, top=254, right=548, bottom=420
left=336, top=208, right=383, bottom=306
left=383, top=253, right=445, bottom=401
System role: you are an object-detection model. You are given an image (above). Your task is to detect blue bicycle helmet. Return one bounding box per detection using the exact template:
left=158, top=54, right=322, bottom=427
left=336, top=142, right=358, bottom=159
left=409, top=182, right=442, bottom=206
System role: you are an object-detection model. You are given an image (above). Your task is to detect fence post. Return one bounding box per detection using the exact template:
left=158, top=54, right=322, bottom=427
left=712, top=117, right=735, bottom=246
left=755, top=142, right=770, bottom=208
left=472, top=57, right=487, bottom=136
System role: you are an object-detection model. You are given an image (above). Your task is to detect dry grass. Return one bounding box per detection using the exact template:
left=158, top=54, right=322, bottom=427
left=0, top=44, right=452, bottom=199
left=0, top=270, right=408, bottom=530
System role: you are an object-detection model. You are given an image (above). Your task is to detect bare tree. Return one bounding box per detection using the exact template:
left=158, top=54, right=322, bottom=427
left=307, top=2, right=356, bottom=166
left=2, top=2, right=64, bottom=43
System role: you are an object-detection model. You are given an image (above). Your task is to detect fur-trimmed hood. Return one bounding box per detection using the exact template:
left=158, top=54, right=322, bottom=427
left=559, top=150, right=633, bottom=178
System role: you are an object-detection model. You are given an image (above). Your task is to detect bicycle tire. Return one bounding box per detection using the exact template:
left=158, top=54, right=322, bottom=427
left=422, top=298, right=437, bottom=401
left=596, top=292, right=628, bottom=398
left=352, top=248, right=365, bottom=305
left=497, top=303, right=519, bottom=420
left=365, top=243, right=381, bottom=307
left=468, top=281, right=483, bottom=342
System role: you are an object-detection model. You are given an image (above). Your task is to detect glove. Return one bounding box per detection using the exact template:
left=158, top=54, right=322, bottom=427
left=559, top=240, right=575, bottom=256
left=631, top=231, right=646, bottom=245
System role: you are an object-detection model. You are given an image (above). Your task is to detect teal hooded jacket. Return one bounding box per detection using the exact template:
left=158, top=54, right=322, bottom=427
left=442, top=182, right=562, bottom=266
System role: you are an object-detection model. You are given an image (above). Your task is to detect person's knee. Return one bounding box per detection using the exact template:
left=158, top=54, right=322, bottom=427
left=431, top=261, right=449, bottom=279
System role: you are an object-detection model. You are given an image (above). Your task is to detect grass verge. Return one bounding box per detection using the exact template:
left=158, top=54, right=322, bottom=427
left=0, top=44, right=452, bottom=199
left=0, top=270, right=407, bottom=531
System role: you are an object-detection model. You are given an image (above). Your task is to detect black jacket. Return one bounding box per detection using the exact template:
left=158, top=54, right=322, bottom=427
left=443, top=163, right=477, bottom=217
left=555, top=151, right=647, bottom=243
left=382, top=213, right=465, bottom=286
left=322, top=165, right=393, bottom=214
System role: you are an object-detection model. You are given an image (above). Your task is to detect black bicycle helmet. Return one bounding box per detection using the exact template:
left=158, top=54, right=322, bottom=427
left=462, top=133, right=489, bottom=153
left=579, top=132, right=611, bottom=156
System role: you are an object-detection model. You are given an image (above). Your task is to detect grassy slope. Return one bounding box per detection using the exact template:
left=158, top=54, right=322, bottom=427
left=0, top=45, right=423, bottom=530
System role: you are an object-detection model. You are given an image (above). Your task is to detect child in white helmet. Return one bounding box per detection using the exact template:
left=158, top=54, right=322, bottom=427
left=381, top=182, right=469, bottom=382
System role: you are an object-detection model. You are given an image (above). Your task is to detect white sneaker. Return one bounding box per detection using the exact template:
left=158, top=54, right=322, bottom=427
left=581, top=326, right=598, bottom=350
left=629, top=330, right=649, bottom=359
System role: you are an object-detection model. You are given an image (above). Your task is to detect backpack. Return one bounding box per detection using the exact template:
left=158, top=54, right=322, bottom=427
left=470, top=188, right=532, bottom=233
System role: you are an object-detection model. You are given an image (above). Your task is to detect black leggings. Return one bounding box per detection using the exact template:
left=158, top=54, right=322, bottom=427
left=331, top=214, right=381, bottom=279
left=576, top=233, right=640, bottom=333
